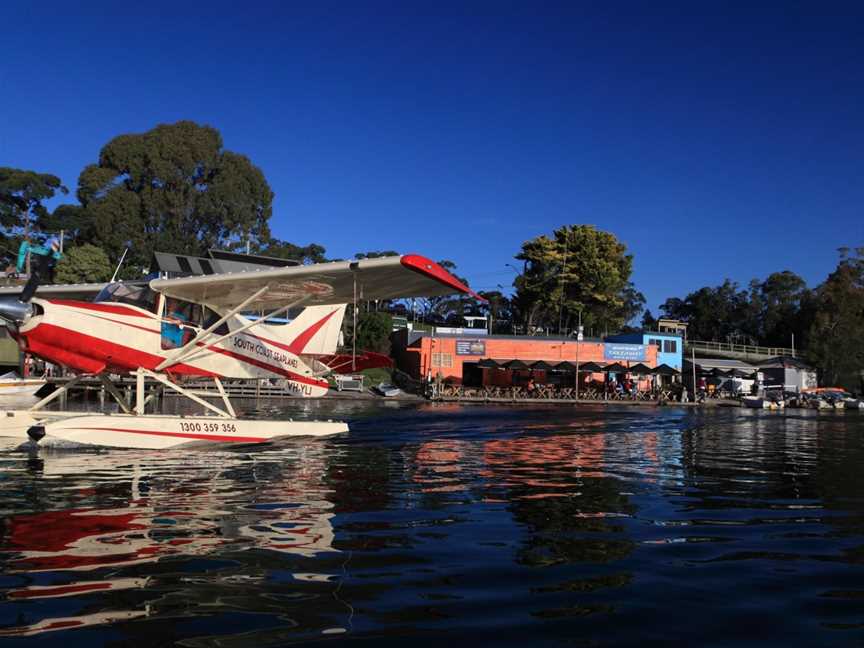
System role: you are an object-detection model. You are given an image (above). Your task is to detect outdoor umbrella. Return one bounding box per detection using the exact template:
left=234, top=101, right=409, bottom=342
left=478, top=358, right=500, bottom=369
left=578, top=361, right=604, bottom=373
left=504, top=359, right=528, bottom=370
left=653, top=364, right=680, bottom=376
left=603, top=362, right=629, bottom=373
left=629, top=363, right=653, bottom=375
left=554, top=361, right=577, bottom=372
left=530, top=360, right=554, bottom=371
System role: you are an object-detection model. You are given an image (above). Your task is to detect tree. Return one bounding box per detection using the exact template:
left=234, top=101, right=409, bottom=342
left=73, top=121, right=273, bottom=274
left=808, top=248, right=864, bottom=391
left=641, top=309, right=658, bottom=331
left=54, top=244, right=114, bottom=284
left=348, top=311, right=393, bottom=354
left=477, top=290, right=514, bottom=334
left=0, top=167, right=68, bottom=235
left=660, top=280, right=753, bottom=342
left=354, top=250, right=399, bottom=259
left=513, top=225, right=644, bottom=334
left=756, top=271, right=812, bottom=347
left=659, top=271, right=814, bottom=347
left=424, top=260, right=473, bottom=325
left=262, top=238, right=329, bottom=264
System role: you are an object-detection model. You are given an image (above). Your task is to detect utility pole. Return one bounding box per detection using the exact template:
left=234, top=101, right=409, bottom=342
left=24, top=207, right=31, bottom=276
left=575, top=311, right=583, bottom=400
left=558, top=230, right=569, bottom=335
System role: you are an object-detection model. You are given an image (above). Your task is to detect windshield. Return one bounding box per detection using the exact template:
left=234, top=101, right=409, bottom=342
left=94, top=282, right=158, bottom=313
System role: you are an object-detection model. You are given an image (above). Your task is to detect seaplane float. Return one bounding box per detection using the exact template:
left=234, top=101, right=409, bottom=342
left=0, top=254, right=477, bottom=449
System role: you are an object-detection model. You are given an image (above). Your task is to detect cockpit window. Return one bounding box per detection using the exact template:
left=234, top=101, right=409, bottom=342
left=94, top=282, right=158, bottom=312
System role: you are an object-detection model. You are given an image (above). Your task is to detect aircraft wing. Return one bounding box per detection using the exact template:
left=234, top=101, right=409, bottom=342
left=0, top=282, right=107, bottom=300
left=149, top=254, right=482, bottom=309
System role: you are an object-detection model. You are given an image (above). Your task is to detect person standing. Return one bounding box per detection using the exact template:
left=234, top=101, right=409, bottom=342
left=17, top=236, right=62, bottom=303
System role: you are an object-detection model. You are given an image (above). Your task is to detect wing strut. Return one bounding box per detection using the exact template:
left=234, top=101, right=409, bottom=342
left=155, top=286, right=270, bottom=371
left=156, top=292, right=311, bottom=371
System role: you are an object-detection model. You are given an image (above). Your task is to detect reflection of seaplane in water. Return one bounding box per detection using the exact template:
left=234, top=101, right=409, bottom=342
left=0, top=450, right=340, bottom=637
left=0, top=253, right=476, bottom=449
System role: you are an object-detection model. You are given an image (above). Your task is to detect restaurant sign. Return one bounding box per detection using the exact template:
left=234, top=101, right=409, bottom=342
left=604, top=343, right=646, bottom=361
left=456, top=339, right=486, bottom=356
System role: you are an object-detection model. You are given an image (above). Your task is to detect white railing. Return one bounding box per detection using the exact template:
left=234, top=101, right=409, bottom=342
left=686, top=340, right=796, bottom=358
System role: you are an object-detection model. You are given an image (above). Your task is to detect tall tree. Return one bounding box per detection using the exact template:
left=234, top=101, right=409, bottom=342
left=477, top=290, right=514, bottom=333
left=74, top=121, right=273, bottom=274
left=808, top=248, right=864, bottom=391
left=660, top=280, right=753, bottom=342
left=262, top=238, right=329, bottom=264
left=513, top=225, right=643, bottom=334
left=660, top=271, right=814, bottom=348
left=0, top=167, right=67, bottom=237
left=354, top=250, right=399, bottom=259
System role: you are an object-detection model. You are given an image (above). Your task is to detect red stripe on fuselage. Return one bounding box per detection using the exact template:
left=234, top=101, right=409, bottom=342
left=47, top=300, right=154, bottom=318
left=26, top=323, right=216, bottom=377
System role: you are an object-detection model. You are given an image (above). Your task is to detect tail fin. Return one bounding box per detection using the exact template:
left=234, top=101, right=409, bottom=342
left=259, top=304, right=346, bottom=356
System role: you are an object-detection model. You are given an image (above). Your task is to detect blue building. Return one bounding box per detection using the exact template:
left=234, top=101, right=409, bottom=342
left=605, top=331, right=684, bottom=370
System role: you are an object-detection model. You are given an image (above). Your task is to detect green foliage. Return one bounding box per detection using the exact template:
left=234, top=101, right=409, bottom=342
left=425, top=259, right=474, bottom=325
left=807, top=248, right=864, bottom=391
left=513, top=225, right=644, bottom=334
left=354, top=250, right=399, bottom=259
left=660, top=271, right=814, bottom=347
left=54, top=244, right=114, bottom=284
left=350, top=311, right=393, bottom=354
left=0, top=167, right=67, bottom=232
left=477, top=290, right=514, bottom=333
left=261, top=239, right=329, bottom=264
left=73, top=121, right=273, bottom=275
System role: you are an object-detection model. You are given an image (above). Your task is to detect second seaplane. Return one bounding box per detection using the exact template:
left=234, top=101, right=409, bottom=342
left=0, top=254, right=476, bottom=449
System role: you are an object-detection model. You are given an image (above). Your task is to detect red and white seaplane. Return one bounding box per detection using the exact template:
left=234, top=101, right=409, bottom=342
left=0, top=254, right=475, bottom=449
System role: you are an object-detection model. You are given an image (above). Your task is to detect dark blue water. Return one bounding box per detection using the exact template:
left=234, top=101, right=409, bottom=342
left=2, top=403, right=864, bottom=646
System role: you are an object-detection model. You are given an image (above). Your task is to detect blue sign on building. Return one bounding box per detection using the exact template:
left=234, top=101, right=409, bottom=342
left=604, top=343, right=646, bottom=361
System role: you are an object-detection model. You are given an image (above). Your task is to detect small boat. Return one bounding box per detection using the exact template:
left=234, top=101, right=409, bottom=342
left=374, top=382, right=402, bottom=397
left=741, top=396, right=784, bottom=410
left=0, top=371, right=46, bottom=397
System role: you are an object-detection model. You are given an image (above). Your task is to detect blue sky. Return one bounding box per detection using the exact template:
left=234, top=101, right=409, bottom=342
left=1, top=1, right=862, bottom=314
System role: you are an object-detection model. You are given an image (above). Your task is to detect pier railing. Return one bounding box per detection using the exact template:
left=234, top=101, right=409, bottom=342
left=685, top=340, right=796, bottom=359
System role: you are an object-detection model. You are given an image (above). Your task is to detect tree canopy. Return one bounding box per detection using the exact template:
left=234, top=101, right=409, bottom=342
left=72, top=121, right=273, bottom=274
left=512, top=225, right=644, bottom=335
left=807, top=248, right=864, bottom=390
left=659, top=271, right=814, bottom=347
left=0, top=167, right=67, bottom=235
left=54, top=243, right=114, bottom=284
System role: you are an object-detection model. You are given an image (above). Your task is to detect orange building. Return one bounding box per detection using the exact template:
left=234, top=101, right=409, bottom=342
left=393, top=331, right=659, bottom=385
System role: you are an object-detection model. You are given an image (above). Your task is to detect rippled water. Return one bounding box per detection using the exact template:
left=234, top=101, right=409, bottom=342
left=2, top=403, right=864, bottom=646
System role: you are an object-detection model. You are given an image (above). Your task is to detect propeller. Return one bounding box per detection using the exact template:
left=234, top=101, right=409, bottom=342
left=0, top=297, right=33, bottom=327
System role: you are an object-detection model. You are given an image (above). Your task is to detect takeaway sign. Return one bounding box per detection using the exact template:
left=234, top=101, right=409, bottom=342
left=456, top=339, right=486, bottom=356
left=604, top=343, right=646, bottom=361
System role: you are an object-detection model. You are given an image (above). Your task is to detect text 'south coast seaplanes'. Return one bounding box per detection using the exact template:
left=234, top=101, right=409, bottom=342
left=0, top=253, right=479, bottom=449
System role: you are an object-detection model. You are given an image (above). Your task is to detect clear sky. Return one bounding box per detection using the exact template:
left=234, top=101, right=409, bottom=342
left=2, top=1, right=862, bottom=314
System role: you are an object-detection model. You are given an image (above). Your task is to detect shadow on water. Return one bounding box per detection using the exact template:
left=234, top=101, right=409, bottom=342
left=1, top=404, right=864, bottom=645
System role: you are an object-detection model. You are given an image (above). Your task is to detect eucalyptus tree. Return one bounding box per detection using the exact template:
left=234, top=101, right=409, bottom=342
left=74, top=121, right=273, bottom=275
left=513, top=224, right=643, bottom=335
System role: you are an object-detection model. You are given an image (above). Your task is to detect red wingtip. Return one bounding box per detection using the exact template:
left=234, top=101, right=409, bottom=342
left=400, top=255, right=487, bottom=302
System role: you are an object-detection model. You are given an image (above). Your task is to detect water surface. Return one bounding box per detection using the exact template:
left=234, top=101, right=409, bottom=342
left=1, top=403, right=863, bottom=646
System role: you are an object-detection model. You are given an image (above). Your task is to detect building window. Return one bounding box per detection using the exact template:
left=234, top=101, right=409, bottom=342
left=663, top=340, right=677, bottom=353
left=649, top=338, right=662, bottom=348
left=432, top=353, right=453, bottom=368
